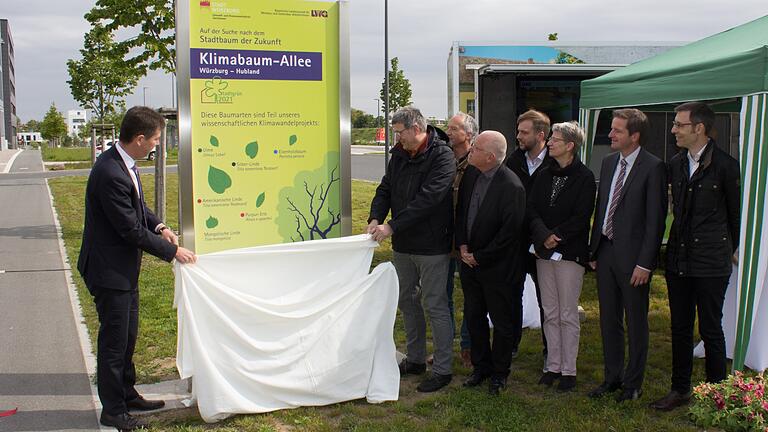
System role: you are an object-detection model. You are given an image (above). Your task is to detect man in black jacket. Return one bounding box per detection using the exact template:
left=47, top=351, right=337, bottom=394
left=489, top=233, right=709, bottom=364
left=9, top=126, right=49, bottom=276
left=456, top=131, right=526, bottom=395
left=651, top=102, right=740, bottom=411
left=78, top=107, right=197, bottom=430
left=367, top=106, right=456, bottom=392
left=505, top=109, right=555, bottom=358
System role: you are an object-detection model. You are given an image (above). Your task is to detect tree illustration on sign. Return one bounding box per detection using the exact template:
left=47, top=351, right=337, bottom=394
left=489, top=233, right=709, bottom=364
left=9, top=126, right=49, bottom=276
left=208, top=166, right=232, bottom=193
left=206, top=216, right=219, bottom=228
left=245, top=141, right=259, bottom=158
left=276, top=152, right=341, bottom=242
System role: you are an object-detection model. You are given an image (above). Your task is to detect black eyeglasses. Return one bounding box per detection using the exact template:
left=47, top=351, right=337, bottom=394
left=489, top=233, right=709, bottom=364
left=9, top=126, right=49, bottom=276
left=671, top=121, right=697, bottom=128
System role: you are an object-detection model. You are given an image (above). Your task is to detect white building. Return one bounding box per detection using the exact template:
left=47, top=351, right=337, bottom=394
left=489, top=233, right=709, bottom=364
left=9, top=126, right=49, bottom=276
left=66, top=109, right=88, bottom=137
left=17, top=131, right=42, bottom=145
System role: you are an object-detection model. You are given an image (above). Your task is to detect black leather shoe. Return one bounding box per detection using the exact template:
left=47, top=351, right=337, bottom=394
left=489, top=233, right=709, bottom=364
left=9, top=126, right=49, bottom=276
left=538, top=371, right=561, bottom=387
left=488, top=377, right=506, bottom=396
left=649, top=390, right=691, bottom=411
left=587, top=381, right=622, bottom=398
left=126, top=395, right=165, bottom=411
left=556, top=375, right=576, bottom=392
left=100, top=412, right=145, bottom=430
left=616, top=387, right=643, bottom=402
left=463, top=371, right=489, bottom=387
left=416, top=373, right=452, bottom=392
left=398, top=358, right=427, bottom=376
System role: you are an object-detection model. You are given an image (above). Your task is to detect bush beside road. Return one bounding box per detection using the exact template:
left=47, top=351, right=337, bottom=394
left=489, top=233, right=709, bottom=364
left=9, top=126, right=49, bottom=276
left=49, top=174, right=702, bottom=431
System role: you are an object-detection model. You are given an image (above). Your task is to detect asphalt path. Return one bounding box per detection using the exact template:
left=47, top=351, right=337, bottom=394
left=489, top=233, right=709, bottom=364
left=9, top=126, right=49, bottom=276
left=0, top=150, right=100, bottom=431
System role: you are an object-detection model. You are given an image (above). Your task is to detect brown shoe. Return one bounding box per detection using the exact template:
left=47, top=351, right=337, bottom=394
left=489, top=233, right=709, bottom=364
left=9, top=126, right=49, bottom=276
left=460, top=349, right=472, bottom=368
left=649, top=390, right=691, bottom=411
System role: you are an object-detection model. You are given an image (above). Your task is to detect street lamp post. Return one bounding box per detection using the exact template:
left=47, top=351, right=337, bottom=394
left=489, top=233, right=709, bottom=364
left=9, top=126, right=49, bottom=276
left=373, top=98, right=381, bottom=127
left=384, top=0, right=390, bottom=169
left=143, top=86, right=150, bottom=107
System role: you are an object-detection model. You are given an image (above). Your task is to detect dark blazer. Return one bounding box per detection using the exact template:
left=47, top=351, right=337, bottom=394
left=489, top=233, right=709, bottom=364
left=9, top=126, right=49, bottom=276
left=527, top=158, right=596, bottom=264
left=505, top=147, right=555, bottom=193
left=455, top=164, right=526, bottom=284
left=369, top=125, right=456, bottom=255
left=589, top=148, right=667, bottom=273
left=505, top=147, right=555, bottom=249
left=667, top=140, right=740, bottom=277
left=77, top=146, right=177, bottom=293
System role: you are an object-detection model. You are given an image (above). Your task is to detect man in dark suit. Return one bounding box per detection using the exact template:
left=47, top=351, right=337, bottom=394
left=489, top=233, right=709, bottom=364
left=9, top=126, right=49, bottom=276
left=456, top=130, right=526, bottom=395
left=78, top=106, right=197, bottom=431
left=505, top=109, right=555, bottom=359
left=651, top=102, right=740, bottom=411
left=587, top=108, right=667, bottom=402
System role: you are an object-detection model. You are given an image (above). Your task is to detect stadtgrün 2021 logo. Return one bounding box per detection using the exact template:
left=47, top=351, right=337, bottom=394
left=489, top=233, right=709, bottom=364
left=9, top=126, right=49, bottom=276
left=200, top=77, right=242, bottom=104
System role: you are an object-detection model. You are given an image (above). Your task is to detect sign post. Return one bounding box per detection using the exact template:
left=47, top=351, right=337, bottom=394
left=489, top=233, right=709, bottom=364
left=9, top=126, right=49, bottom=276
left=176, top=0, right=351, bottom=254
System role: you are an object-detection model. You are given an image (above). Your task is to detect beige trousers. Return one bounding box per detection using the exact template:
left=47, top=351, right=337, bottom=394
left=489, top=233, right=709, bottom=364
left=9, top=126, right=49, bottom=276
left=536, top=259, right=585, bottom=376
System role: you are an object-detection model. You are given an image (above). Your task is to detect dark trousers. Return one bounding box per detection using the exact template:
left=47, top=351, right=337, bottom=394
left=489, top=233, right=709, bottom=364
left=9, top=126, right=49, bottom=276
left=93, top=288, right=141, bottom=416
left=516, top=252, right=546, bottom=355
left=460, top=265, right=518, bottom=379
left=596, top=241, right=650, bottom=390
left=446, top=258, right=472, bottom=350
left=666, top=273, right=729, bottom=393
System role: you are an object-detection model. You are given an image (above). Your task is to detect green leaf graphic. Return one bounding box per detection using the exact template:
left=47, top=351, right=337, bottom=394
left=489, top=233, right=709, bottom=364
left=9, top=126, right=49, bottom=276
left=289, top=135, right=298, bottom=146
left=255, top=192, right=266, bottom=208
left=245, top=141, right=259, bottom=159
left=208, top=166, right=232, bottom=194
left=210, top=135, right=219, bottom=147
left=205, top=216, right=219, bottom=228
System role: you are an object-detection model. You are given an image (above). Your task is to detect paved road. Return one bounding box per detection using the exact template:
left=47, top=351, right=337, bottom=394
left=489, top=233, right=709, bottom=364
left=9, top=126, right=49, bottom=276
left=3, top=151, right=386, bottom=184
left=0, top=150, right=100, bottom=431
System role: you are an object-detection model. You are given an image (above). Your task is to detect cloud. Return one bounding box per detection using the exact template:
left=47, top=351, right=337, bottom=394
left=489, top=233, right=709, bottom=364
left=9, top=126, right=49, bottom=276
left=5, top=0, right=767, bottom=121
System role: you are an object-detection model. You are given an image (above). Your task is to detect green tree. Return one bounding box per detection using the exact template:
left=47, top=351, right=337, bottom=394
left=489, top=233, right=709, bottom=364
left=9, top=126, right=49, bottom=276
left=380, top=57, right=413, bottom=115
left=67, top=25, right=140, bottom=142
left=78, top=103, right=127, bottom=144
left=351, top=108, right=376, bottom=128
left=85, top=0, right=176, bottom=74
left=21, top=119, right=41, bottom=132
left=39, top=103, right=68, bottom=147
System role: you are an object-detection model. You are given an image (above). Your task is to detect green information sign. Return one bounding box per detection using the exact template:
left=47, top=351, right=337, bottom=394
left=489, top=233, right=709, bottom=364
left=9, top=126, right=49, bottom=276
left=177, top=0, right=351, bottom=254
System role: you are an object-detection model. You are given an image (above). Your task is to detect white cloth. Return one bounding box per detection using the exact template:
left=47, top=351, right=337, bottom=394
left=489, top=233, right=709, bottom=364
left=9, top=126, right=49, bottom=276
left=694, top=264, right=768, bottom=371
left=174, top=235, right=400, bottom=422
left=522, top=274, right=542, bottom=329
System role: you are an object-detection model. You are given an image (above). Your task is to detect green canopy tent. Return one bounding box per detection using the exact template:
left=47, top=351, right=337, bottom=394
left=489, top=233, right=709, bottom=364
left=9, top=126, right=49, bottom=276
left=579, top=14, right=768, bottom=372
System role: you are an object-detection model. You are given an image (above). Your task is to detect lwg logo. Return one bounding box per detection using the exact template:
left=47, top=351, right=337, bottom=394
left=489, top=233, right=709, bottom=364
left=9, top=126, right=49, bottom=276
left=311, top=9, right=328, bottom=17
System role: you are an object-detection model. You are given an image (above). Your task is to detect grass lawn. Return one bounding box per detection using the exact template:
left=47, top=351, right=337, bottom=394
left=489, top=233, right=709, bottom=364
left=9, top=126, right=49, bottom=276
left=43, top=146, right=178, bottom=169
left=352, top=128, right=380, bottom=146
left=49, top=174, right=708, bottom=431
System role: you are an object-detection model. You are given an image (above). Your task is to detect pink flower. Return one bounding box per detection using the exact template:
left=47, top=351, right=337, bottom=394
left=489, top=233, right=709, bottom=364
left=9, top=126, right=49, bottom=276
left=744, top=395, right=753, bottom=404
left=762, top=401, right=768, bottom=412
